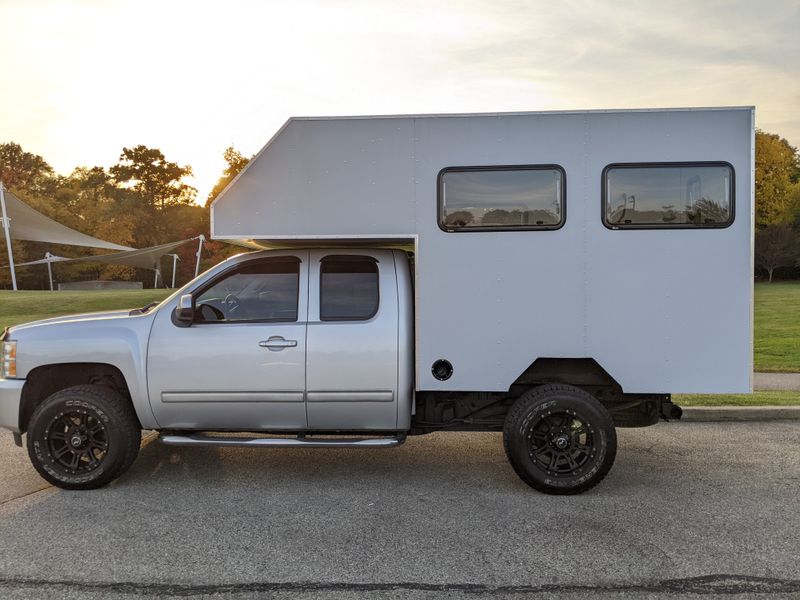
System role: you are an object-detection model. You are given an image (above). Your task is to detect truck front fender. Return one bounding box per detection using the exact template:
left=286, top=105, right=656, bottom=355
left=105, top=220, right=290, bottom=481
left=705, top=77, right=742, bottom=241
left=12, top=315, right=158, bottom=429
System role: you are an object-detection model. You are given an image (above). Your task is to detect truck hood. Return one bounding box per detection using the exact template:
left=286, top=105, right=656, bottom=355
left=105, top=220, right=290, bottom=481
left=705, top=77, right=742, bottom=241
left=9, top=309, right=138, bottom=333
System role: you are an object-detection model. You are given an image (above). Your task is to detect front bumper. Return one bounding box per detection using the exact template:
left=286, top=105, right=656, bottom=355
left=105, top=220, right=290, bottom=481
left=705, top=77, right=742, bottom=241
left=0, top=378, right=24, bottom=433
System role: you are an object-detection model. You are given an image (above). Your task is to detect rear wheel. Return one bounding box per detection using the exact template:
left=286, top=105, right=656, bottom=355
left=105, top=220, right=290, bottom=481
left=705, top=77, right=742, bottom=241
left=503, top=384, right=616, bottom=495
left=26, top=384, right=141, bottom=490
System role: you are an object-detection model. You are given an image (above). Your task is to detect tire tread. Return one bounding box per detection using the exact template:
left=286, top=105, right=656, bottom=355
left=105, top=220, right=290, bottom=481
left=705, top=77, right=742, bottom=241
left=27, top=384, right=141, bottom=490
left=503, top=384, right=617, bottom=495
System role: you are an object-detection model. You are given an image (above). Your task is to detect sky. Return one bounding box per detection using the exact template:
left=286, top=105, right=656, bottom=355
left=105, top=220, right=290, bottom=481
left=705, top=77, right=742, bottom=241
left=1, top=0, right=798, bottom=204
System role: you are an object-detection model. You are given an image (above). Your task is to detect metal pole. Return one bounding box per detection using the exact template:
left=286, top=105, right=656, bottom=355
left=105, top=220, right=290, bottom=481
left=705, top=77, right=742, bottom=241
left=153, top=268, right=160, bottom=288
left=0, top=182, right=18, bottom=291
left=45, top=252, right=54, bottom=291
left=169, top=253, right=179, bottom=288
left=194, top=234, right=205, bottom=278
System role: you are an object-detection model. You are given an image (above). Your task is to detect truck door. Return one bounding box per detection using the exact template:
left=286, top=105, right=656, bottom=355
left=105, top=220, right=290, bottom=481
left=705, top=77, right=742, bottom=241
left=305, top=250, right=399, bottom=430
left=146, top=252, right=309, bottom=430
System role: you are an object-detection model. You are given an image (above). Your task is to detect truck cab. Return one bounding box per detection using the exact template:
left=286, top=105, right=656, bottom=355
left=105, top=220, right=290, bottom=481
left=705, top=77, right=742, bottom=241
left=148, top=248, right=413, bottom=432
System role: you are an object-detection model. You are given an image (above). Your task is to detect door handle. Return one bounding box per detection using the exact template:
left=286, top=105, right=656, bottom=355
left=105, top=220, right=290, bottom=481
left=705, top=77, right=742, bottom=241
left=259, top=336, right=298, bottom=350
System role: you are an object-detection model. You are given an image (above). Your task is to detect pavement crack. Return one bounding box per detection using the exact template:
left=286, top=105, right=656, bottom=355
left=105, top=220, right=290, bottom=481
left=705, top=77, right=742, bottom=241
left=0, top=574, right=798, bottom=596
left=0, top=484, right=53, bottom=508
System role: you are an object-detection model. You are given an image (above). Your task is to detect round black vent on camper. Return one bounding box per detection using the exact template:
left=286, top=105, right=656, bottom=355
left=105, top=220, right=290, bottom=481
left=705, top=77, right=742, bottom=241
left=432, top=359, right=453, bottom=381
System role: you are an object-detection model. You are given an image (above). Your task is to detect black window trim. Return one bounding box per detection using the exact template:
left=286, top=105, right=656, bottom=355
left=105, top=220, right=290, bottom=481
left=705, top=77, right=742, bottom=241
left=601, top=161, right=736, bottom=231
left=319, top=254, right=380, bottom=322
left=437, top=164, right=567, bottom=233
left=181, top=256, right=303, bottom=326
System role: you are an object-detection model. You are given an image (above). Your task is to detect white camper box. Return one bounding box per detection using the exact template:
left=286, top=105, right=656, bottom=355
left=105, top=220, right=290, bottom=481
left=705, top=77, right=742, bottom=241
left=211, top=107, right=754, bottom=396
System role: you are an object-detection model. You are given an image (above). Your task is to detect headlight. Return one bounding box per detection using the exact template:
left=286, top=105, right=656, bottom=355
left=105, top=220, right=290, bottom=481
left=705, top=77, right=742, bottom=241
left=1, top=341, right=16, bottom=378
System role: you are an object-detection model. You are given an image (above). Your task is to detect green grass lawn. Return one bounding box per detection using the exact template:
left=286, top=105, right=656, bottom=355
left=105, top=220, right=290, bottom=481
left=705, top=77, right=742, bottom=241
left=0, top=289, right=172, bottom=330
left=753, top=282, right=800, bottom=373
left=674, top=392, right=800, bottom=406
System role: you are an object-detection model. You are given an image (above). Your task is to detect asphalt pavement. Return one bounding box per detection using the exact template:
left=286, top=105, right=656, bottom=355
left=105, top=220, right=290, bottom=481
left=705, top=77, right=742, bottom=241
left=1, top=422, right=799, bottom=599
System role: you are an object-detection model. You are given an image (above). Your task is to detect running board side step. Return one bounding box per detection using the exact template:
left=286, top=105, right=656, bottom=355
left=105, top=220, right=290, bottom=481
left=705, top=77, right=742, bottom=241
left=159, top=433, right=407, bottom=448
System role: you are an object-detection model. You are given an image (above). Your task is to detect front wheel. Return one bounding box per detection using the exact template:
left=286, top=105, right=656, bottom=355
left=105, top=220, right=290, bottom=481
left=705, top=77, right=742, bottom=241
left=503, top=384, right=617, bottom=495
left=26, top=384, right=141, bottom=490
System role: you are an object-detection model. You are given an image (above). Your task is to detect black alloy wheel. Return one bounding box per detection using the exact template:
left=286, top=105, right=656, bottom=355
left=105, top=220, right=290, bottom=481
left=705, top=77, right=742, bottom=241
left=526, top=409, right=596, bottom=476
left=503, top=384, right=617, bottom=494
left=27, top=384, right=141, bottom=490
left=45, top=408, right=109, bottom=474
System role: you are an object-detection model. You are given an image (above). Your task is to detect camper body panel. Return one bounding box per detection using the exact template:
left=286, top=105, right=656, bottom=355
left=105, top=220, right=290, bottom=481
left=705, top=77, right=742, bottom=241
left=411, top=113, right=588, bottom=393
left=211, top=108, right=753, bottom=395
left=582, top=110, right=752, bottom=393
left=211, top=118, right=417, bottom=239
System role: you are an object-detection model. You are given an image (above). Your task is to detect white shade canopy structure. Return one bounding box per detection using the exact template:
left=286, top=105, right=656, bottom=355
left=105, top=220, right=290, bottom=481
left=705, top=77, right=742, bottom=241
left=17, top=238, right=197, bottom=271
left=0, top=187, right=132, bottom=251
left=1, top=182, right=135, bottom=290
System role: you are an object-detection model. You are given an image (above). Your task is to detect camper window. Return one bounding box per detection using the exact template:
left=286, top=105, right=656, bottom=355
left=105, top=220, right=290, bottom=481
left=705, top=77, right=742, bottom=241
left=603, top=162, right=734, bottom=229
left=438, top=165, right=565, bottom=232
left=320, top=256, right=379, bottom=321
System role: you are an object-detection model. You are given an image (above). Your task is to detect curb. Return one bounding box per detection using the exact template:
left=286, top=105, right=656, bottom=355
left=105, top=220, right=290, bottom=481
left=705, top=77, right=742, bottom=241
left=680, top=406, right=800, bottom=422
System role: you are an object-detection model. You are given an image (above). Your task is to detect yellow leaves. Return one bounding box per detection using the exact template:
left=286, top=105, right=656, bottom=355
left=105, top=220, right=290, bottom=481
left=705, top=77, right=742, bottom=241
left=755, top=130, right=800, bottom=228
left=92, top=212, right=138, bottom=248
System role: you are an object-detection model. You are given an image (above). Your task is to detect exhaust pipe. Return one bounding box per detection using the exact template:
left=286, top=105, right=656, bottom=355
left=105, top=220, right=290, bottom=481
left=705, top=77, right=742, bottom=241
left=660, top=401, right=683, bottom=421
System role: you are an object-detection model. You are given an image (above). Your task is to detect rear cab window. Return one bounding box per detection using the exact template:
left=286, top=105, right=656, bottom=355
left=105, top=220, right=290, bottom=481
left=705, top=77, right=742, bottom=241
left=320, top=256, right=379, bottom=321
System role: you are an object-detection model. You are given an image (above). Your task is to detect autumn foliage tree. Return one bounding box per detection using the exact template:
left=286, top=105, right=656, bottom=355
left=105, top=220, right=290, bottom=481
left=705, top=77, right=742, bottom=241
left=195, top=146, right=253, bottom=268
left=0, top=141, right=262, bottom=289
left=0, top=142, right=209, bottom=289
left=755, top=131, right=800, bottom=228
left=753, top=131, right=800, bottom=280
left=205, top=146, right=251, bottom=208
left=110, top=145, right=196, bottom=210
left=0, top=142, right=54, bottom=195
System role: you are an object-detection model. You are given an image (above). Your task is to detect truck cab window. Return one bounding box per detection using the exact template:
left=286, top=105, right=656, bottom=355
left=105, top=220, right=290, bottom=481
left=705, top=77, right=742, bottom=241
left=195, top=260, right=299, bottom=323
left=320, top=257, right=379, bottom=321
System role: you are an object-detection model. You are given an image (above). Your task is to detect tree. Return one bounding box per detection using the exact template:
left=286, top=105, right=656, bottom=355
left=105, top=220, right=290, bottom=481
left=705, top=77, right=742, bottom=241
left=70, top=166, right=113, bottom=206
left=0, top=141, right=216, bottom=289
left=192, top=146, right=254, bottom=273
left=788, top=184, right=800, bottom=231
left=0, top=142, right=55, bottom=194
left=755, top=131, right=800, bottom=229
left=755, top=224, right=798, bottom=282
left=205, top=146, right=251, bottom=207
left=686, top=197, right=730, bottom=224
left=110, top=145, right=196, bottom=210
left=443, top=210, right=475, bottom=227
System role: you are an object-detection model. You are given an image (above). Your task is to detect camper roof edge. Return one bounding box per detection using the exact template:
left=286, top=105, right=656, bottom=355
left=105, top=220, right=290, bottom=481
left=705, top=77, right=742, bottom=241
left=287, top=105, right=755, bottom=122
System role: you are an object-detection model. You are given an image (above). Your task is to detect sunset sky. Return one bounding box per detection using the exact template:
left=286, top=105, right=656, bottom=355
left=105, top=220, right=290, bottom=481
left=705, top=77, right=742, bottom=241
left=1, top=0, right=798, bottom=203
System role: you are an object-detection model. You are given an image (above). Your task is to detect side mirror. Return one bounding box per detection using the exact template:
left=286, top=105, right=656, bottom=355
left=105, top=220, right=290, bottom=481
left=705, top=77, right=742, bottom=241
left=175, top=294, right=195, bottom=324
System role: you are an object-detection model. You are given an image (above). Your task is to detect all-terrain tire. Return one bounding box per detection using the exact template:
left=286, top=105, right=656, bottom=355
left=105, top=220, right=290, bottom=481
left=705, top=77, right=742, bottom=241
left=503, top=384, right=617, bottom=495
left=26, top=384, right=141, bottom=490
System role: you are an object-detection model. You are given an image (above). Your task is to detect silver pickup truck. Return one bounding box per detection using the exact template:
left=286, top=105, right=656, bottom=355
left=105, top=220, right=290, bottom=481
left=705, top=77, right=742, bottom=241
left=1, top=247, right=637, bottom=495
left=0, top=108, right=754, bottom=496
